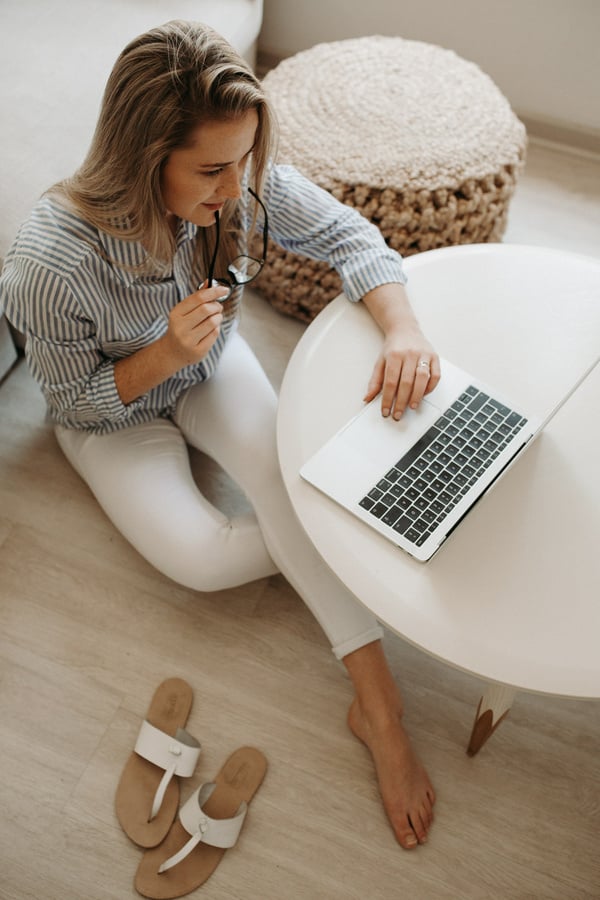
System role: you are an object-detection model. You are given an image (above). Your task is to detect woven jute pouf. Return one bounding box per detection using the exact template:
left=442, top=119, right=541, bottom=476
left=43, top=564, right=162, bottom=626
left=255, top=35, right=527, bottom=322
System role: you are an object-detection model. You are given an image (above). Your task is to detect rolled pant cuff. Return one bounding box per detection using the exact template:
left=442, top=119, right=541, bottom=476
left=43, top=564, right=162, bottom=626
left=331, top=625, right=384, bottom=661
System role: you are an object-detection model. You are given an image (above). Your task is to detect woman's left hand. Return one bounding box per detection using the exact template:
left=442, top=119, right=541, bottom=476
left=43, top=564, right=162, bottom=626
left=361, top=283, right=441, bottom=419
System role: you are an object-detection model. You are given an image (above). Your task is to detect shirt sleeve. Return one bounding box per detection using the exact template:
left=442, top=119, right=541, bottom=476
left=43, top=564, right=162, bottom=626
left=1, top=254, right=145, bottom=429
left=262, top=163, right=407, bottom=301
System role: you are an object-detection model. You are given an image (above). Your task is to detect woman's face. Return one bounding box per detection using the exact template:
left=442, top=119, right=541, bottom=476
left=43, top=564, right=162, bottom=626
left=160, top=108, right=259, bottom=228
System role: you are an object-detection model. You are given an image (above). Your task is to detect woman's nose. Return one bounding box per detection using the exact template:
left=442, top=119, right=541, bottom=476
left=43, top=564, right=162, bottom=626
left=220, top=166, right=242, bottom=199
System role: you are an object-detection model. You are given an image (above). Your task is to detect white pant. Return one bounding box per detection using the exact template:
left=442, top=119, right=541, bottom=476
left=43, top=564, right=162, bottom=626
left=55, top=332, right=383, bottom=659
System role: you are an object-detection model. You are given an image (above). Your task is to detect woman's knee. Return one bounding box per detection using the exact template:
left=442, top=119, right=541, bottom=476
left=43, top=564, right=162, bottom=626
left=131, top=512, right=277, bottom=592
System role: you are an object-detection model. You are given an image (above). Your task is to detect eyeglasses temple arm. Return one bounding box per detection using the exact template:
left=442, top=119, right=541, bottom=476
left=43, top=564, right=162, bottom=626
left=206, top=210, right=220, bottom=286
left=248, top=187, right=269, bottom=263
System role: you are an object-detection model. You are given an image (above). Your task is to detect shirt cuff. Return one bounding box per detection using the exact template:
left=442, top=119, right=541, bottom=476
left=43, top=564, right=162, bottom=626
left=87, top=360, right=145, bottom=422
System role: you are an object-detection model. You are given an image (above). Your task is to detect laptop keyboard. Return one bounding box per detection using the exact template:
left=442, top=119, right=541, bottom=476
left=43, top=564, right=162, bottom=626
left=358, top=385, right=528, bottom=547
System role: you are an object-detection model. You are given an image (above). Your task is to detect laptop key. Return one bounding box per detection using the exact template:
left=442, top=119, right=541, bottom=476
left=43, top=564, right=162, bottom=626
left=467, top=391, right=489, bottom=412
left=391, top=515, right=412, bottom=534
left=371, top=502, right=389, bottom=519
left=412, top=518, right=429, bottom=533
left=393, top=424, right=442, bottom=473
left=507, top=411, right=525, bottom=428
left=490, top=399, right=512, bottom=417
left=382, top=506, right=403, bottom=526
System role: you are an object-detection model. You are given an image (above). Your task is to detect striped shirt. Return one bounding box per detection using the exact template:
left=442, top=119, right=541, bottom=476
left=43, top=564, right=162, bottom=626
left=0, top=163, right=406, bottom=434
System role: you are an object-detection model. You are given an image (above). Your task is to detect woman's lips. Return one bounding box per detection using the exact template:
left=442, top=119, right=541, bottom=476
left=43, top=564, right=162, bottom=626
left=202, top=202, right=224, bottom=212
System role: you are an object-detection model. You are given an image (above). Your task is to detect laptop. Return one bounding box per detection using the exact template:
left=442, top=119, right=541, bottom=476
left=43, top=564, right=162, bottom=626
left=300, top=356, right=593, bottom=562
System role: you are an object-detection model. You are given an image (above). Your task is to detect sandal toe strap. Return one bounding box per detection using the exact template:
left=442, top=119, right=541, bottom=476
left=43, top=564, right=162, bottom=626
left=158, top=783, right=247, bottom=873
left=134, top=720, right=201, bottom=821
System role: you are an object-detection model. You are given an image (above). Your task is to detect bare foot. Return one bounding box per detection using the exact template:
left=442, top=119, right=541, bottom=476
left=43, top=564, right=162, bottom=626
left=348, top=696, right=436, bottom=849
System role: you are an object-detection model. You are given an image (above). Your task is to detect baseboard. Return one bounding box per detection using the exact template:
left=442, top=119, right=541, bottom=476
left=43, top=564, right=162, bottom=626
left=520, top=115, right=600, bottom=159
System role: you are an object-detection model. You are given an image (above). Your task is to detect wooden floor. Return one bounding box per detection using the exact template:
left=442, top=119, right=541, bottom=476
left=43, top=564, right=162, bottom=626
left=1, top=139, right=599, bottom=900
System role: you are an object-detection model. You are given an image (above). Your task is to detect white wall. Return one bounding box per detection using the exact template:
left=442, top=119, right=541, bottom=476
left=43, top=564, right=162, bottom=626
left=259, top=0, right=600, bottom=143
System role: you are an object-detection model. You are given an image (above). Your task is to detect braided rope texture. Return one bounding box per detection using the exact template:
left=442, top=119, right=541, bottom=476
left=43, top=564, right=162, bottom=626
left=255, top=36, right=527, bottom=322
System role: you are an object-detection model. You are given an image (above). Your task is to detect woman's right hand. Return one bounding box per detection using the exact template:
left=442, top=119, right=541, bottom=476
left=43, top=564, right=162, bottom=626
left=161, top=282, right=228, bottom=369
left=114, top=283, right=229, bottom=406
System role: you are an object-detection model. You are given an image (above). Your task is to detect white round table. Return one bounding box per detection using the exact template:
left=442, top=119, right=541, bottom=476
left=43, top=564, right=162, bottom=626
left=276, top=244, right=600, bottom=753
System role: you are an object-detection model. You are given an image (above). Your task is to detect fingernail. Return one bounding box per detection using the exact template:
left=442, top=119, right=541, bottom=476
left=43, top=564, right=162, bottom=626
left=394, top=411, right=402, bottom=420
left=382, top=408, right=390, bottom=417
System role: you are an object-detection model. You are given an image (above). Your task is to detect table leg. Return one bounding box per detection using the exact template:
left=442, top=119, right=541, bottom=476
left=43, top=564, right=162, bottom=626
left=467, top=684, right=517, bottom=756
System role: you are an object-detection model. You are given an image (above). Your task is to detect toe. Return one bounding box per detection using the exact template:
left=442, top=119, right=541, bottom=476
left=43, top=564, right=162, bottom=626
left=411, top=811, right=429, bottom=845
left=398, top=826, right=419, bottom=850
left=415, top=813, right=431, bottom=844
left=391, top=812, right=420, bottom=849
left=421, top=799, right=434, bottom=830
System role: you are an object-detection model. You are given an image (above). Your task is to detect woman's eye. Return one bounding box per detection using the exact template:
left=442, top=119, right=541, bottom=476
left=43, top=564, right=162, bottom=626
left=204, top=168, right=224, bottom=178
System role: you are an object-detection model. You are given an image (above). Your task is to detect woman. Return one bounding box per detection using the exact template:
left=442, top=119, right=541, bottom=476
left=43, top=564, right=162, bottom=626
left=0, top=21, right=440, bottom=849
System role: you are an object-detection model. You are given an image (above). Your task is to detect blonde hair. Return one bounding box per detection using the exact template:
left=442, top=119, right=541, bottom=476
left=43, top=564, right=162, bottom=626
left=51, top=20, right=275, bottom=284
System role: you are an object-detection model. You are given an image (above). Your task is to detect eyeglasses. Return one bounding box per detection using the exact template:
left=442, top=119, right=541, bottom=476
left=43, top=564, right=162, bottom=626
left=205, top=187, right=268, bottom=301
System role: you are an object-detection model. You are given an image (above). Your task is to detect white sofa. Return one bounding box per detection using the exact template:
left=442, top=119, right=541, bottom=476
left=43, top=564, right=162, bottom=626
left=0, top=0, right=264, bottom=375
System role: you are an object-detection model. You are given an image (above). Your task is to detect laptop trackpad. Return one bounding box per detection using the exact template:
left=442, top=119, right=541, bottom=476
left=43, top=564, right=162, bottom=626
left=337, top=397, right=442, bottom=471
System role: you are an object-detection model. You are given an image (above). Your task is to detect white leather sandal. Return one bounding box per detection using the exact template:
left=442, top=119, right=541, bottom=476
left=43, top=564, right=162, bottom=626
left=115, top=678, right=201, bottom=848
left=135, top=746, right=267, bottom=898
